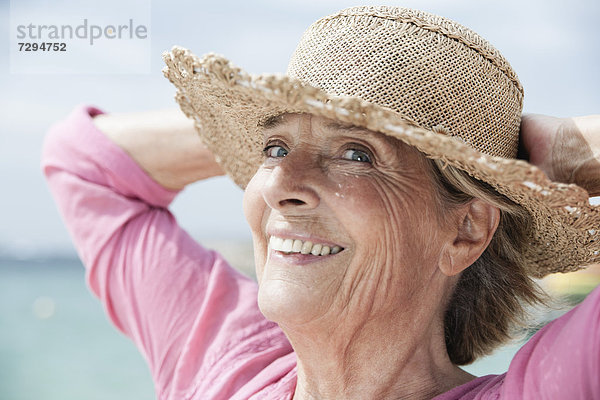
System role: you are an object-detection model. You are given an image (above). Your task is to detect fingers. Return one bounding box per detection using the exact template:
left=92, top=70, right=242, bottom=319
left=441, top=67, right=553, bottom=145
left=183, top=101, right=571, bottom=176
left=518, top=114, right=562, bottom=180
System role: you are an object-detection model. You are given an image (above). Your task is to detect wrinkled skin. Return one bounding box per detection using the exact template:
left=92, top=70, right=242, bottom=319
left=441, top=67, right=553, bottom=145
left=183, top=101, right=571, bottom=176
left=243, top=113, right=497, bottom=399
left=245, top=114, right=453, bottom=326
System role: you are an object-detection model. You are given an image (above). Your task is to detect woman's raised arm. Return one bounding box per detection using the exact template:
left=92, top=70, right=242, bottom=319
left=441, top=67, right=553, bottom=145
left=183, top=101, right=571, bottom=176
left=520, top=114, right=600, bottom=196
left=514, top=116, right=600, bottom=397
left=41, top=105, right=292, bottom=398
left=93, top=108, right=224, bottom=190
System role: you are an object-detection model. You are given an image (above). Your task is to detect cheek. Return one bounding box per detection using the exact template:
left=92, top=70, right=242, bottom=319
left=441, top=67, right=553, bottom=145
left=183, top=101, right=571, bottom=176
left=334, top=173, right=443, bottom=282
left=335, top=173, right=433, bottom=236
left=243, top=172, right=268, bottom=279
left=242, top=173, right=263, bottom=229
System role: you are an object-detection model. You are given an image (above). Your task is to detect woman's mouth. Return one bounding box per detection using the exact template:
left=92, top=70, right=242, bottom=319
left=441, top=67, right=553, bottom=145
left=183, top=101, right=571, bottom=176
left=269, top=236, right=344, bottom=256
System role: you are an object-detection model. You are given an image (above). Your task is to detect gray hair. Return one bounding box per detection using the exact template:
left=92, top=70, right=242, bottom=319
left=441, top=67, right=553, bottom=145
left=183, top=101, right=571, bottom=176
left=426, top=158, right=547, bottom=365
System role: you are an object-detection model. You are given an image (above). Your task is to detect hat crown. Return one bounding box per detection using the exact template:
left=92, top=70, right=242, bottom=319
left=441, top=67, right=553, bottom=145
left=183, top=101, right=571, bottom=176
left=286, top=6, right=523, bottom=158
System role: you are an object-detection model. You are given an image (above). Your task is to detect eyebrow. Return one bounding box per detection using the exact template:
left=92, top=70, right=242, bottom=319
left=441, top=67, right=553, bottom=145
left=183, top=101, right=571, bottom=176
left=258, top=112, right=392, bottom=145
left=259, top=113, right=370, bottom=134
left=325, top=120, right=405, bottom=152
left=258, top=113, right=402, bottom=153
left=258, top=113, right=288, bottom=130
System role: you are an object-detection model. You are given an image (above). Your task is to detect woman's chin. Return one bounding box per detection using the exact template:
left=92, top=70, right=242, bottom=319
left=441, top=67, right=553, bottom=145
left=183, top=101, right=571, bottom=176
left=257, top=278, right=327, bottom=327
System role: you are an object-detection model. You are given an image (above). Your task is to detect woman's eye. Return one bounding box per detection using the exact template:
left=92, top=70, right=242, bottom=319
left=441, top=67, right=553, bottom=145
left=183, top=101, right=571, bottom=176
left=263, top=145, right=288, bottom=158
left=342, top=149, right=372, bottom=163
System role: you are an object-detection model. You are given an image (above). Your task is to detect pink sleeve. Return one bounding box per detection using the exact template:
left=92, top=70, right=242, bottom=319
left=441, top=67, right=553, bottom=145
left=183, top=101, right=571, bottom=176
left=502, top=284, right=600, bottom=399
left=41, top=105, right=293, bottom=399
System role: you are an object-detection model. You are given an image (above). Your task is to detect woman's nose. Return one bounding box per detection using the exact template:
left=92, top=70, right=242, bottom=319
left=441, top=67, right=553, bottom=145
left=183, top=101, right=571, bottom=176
left=261, top=153, right=320, bottom=212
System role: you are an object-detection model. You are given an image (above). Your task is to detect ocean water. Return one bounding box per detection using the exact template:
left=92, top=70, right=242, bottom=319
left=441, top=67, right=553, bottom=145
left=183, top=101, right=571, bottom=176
left=0, top=258, right=155, bottom=400
left=0, top=253, right=572, bottom=400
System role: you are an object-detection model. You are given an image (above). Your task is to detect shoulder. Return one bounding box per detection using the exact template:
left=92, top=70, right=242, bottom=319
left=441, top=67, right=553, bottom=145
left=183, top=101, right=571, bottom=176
left=501, top=284, right=600, bottom=398
left=437, top=286, right=600, bottom=399
left=433, top=374, right=504, bottom=399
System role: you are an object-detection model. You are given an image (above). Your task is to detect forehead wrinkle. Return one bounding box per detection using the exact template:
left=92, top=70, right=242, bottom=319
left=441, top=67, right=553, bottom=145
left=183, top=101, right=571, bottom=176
left=323, top=120, right=367, bottom=133
left=322, top=120, right=405, bottom=150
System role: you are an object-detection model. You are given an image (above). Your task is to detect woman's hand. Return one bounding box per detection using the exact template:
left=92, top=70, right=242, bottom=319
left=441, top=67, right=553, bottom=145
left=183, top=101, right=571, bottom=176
left=93, top=108, right=224, bottom=190
left=520, top=114, right=600, bottom=196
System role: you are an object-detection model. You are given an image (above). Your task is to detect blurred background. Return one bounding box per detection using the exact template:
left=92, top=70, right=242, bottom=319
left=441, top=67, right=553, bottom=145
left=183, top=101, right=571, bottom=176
left=1, top=0, right=599, bottom=399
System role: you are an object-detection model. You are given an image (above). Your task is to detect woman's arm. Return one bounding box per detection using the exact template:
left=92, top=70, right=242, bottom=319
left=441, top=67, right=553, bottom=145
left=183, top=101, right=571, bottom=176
left=92, top=108, right=224, bottom=190
left=514, top=114, right=600, bottom=398
left=41, top=106, right=292, bottom=398
left=520, top=114, right=600, bottom=196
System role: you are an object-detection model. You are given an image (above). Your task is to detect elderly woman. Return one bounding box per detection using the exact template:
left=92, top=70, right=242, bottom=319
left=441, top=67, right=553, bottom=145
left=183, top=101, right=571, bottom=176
left=42, top=6, right=600, bottom=400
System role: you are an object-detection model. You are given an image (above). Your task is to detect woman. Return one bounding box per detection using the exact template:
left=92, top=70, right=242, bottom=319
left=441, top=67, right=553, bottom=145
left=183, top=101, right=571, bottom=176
left=42, top=6, right=600, bottom=399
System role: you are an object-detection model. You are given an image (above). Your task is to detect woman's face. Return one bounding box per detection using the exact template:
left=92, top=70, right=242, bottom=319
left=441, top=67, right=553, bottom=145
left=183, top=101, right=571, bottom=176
left=243, top=113, right=457, bottom=330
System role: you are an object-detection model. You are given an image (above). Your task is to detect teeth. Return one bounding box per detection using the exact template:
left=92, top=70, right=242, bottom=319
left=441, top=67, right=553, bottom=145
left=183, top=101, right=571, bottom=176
left=282, top=239, right=293, bottom=252
left=269, top=236, right=343, bottom=256
left=292, top=239, right=303, bottom=252
left=271, top=236, right=283, bottom=249
left=301, top=241, right=313, bottom=255
left=311, top=244, right=322, bottom=256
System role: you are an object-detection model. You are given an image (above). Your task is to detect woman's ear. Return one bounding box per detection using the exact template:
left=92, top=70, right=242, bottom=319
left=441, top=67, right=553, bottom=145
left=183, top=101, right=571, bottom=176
left=439, top=199, right=500, bottom=276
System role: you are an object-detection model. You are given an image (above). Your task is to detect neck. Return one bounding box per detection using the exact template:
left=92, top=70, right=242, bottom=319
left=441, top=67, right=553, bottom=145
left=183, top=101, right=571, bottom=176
left=284, top=308, right=474, bottom=399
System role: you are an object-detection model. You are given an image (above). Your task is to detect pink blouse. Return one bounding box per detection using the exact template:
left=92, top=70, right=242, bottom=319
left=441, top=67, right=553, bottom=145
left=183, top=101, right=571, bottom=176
left=42, top=105, right=600, bottom=399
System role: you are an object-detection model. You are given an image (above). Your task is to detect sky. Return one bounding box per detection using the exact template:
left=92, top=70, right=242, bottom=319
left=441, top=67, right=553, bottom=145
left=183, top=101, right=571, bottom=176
left=1, top=0, right=599, bottom=258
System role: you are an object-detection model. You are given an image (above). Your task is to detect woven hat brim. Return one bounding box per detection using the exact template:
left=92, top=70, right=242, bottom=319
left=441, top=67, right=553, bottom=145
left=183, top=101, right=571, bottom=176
left=162, top=46, right=600, bottom=278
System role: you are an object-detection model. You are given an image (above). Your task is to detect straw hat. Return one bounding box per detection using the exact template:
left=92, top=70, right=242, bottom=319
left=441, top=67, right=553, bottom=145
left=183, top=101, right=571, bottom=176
left=161, top=6, right=600, bottom=277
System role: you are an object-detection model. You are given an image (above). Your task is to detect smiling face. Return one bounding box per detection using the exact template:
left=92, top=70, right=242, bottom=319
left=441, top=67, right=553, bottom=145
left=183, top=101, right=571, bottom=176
left=243, top=113, right=459, bottom=332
